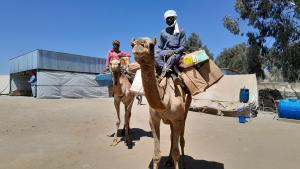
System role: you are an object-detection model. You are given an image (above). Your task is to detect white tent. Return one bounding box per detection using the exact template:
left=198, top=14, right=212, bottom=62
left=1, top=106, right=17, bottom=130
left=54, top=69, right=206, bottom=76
left=0, top=75, right=9, bottom=95
left=191, top=74, right=258, bottom=117
left=37, top=71, right=109, bottom=99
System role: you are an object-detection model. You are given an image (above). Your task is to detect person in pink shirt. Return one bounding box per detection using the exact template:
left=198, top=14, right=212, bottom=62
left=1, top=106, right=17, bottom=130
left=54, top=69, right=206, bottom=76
left=105, top=40, right=130, bottom=71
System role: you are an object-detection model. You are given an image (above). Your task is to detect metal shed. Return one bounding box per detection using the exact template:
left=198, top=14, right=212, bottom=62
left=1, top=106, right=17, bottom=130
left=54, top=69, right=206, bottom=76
left=9, top=49, right=109, bottom=98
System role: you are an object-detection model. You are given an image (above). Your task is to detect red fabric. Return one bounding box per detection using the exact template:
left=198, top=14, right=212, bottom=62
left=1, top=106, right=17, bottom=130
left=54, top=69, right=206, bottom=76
left=105, top=49, right=130, bottom=67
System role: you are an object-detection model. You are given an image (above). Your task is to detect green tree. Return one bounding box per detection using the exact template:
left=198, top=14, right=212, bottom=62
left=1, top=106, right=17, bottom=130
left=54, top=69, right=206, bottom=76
left=223, top=0, right=300, bottom=81
left=185, top=32, right=214, bottom=59
left=246, top=45, right=265, bottom=79
left=216, top=43, right=248, bottom=74
left=217, top=43, right=265, bottom=78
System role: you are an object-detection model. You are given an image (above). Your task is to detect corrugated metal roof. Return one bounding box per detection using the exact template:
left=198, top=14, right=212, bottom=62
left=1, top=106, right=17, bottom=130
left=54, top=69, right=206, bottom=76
left=9, top=50, right=106, bottom=74
left=9, top=50, right=38, bottom=74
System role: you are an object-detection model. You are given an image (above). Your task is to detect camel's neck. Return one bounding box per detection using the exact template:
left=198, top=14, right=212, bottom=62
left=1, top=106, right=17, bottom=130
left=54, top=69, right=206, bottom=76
left=112, top=71, right=123, bottom=95
left=112, top=70, right=120, bottom=84
left=140, top=63, right=165, bottom=111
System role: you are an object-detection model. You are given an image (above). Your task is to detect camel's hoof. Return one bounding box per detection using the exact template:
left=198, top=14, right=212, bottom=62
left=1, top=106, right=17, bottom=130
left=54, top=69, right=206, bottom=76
left=125, top=139, right=133, bottom=148
left=124, top=138, right=129, bottom=145
left=165, top=157, right=174, bottom=167
left=110, top=139, right=118, bottom=146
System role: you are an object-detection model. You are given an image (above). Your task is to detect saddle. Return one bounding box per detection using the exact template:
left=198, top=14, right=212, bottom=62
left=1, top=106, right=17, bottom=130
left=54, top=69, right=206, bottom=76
left=120, top=62, right=141, bottom=84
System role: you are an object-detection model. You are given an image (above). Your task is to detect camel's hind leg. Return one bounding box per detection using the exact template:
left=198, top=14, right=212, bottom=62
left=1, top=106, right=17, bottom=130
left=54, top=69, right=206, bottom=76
left=164, top=122, right=186, bottom=168
left=124, top=98, right=133, bottom=146
left=180, top=94, right=192, bottom=168
left=149, top=111, right=161, bottom=169
left=171, top=121, right=184, bottom=169
left=165, top=124, right=174, bottom=167
left=179, top=123, right=186, bottom=169
left=111, top=98, right=121, bottom=146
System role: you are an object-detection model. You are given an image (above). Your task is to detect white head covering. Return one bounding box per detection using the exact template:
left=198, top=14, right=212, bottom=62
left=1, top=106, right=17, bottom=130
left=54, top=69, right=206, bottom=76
left=164, top=10, right=177, bottom=20
left=164, top=10, right=180, bottom=35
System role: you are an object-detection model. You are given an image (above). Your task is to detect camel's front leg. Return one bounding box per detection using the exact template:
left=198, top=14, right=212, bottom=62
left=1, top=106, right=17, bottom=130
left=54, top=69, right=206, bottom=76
left=149, top=111, right=161, bottom=169
left=111, top=98, right=121, bottom=146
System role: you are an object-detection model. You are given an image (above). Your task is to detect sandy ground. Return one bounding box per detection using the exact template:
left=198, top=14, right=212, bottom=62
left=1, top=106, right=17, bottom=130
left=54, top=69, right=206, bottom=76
left=0, top=96, right=300, bottom=169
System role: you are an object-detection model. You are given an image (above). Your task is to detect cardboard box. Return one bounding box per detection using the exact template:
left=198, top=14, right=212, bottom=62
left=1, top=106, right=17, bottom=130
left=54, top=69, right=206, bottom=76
left=196, top=59, right=223, bottom=87
left=180, top=50, right=209, bottom=68
left=180, top=67, right=208, bottom=96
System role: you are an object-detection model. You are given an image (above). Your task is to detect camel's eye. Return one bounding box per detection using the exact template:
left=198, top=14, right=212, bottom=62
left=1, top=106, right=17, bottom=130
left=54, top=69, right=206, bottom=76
left=131, top=42, right=135, bottom=48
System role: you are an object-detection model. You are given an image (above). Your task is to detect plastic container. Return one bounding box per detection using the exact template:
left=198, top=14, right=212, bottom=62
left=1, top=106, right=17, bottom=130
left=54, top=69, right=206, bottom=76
left=96, top=73, right=113, bottom=87
left=240, top=88, right=249, bottom=103
left=278, top=99, right=300, bottom=120
left=194, top=50, right=209, bottom=63
left=182, top=55, right=194, bottom=65
left=239, top=115, right=246, bottom=123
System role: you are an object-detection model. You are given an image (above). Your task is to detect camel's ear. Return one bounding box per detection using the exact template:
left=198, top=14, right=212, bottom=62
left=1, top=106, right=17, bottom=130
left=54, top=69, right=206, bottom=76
left=151, top=38, right=157, bottom=46
left=131, top=38, right=136, bottom=43
left=131, top=38, right=136, bottom=48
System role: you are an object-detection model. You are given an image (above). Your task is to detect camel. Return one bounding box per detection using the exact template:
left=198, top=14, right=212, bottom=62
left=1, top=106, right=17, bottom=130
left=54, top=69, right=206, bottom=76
left=110, top=59, right=135, bottom=147
left=131, top=38, right=192, bottom=169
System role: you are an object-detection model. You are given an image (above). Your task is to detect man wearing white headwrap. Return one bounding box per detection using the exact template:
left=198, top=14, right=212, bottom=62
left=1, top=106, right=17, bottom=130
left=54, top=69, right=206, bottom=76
left=155, top=10, right=186, bottom=82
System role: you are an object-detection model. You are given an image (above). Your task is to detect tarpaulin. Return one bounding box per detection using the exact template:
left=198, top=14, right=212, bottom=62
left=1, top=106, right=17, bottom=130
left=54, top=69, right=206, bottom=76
left=191, top=74, right=258, bottom=116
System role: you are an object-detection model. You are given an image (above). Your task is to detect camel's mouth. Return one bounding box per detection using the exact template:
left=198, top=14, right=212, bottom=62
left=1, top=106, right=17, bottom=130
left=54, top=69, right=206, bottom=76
left=132, top=55, right=142, bottom=65
left=131, top=37, right=156, bottom=64
left=109, top=59, right=121, bottom=72
left=132, top=46, right=146, bottom=63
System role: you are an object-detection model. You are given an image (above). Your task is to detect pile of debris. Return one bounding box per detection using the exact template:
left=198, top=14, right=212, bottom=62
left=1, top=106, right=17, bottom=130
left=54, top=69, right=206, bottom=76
left=258, top=88, right=283, bottom=112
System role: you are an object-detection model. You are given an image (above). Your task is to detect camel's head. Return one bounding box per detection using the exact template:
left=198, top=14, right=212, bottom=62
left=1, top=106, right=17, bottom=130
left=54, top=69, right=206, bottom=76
left=131, top=37, right=156, bottom=65
left=110, top=59, right=121, bottom=73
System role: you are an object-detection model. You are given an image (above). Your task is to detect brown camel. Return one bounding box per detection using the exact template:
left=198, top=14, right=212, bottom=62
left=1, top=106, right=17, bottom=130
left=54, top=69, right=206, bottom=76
left=131, top=38, right=192, bottom=169
left=110, top=59, right=135, bottom=147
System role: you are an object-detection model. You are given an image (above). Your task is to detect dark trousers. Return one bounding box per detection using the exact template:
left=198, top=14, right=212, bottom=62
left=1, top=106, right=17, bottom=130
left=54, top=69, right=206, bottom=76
left=136, top=95, right=142, bottom=105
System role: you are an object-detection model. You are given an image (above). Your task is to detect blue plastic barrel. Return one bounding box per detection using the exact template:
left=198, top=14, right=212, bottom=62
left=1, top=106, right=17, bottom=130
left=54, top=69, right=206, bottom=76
left=278, top=99, right=300, bottom=120
left=239, top=115, right=246, bottom=123
left=96, top=73, right=113, bottom=87
left=240, top=88, right=249, bottom=103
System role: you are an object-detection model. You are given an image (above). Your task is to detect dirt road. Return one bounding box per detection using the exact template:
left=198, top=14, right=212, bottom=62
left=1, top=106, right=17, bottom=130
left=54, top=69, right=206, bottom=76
left=0, top=96, right=300, bottom=169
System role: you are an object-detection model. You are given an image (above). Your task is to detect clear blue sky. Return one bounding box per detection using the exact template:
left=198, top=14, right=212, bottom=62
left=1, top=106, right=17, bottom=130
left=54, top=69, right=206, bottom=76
left=0, top=0, right=248, bottom=74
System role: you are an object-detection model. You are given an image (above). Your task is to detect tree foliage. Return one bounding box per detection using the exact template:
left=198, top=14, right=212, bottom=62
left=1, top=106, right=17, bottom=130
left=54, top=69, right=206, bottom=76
left=223, top=0, right=300, bottom=81
left=216, top=43, right=248, bottom=74
left=216, top=43, right=264, bottom=78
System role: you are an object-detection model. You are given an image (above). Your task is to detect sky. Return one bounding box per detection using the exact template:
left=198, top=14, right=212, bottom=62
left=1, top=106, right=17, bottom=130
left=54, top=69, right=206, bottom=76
left=0, top=0, right=249, bottom=74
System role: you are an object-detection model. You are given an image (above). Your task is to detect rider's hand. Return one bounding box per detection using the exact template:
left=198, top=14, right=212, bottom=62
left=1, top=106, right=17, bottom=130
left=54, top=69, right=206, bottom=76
left=104, top=66, right=110, bottom=72
left=166, top=50, right=175, bottom=56
left=117, top=53, right=126, bottom=58
left=162, top=50, right=175, bottom=57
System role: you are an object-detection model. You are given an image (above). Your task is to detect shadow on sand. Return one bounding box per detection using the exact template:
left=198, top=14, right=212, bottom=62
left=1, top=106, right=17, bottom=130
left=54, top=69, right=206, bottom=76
left=108, top=128, right=152, bottom=149
left=148, top=155, right=224, bottom=169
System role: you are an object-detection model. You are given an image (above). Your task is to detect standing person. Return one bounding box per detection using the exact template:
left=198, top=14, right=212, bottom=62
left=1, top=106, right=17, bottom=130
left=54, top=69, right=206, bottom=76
left=105, top=40, right=130, bottom=71
left=155, top=10, right=186, bottom=82
left=28, top=71, right=37, bottom=98
left=136, top=95, right=142, bottom=105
